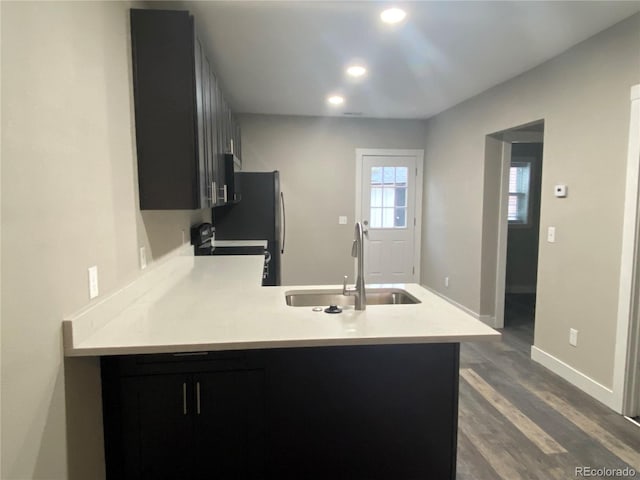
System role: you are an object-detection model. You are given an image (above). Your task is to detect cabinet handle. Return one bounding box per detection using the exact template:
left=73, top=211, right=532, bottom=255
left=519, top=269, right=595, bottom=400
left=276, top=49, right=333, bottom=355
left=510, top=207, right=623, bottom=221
left=196, top=381, right=201, bottom=415
left=223, top=184, right=228, bottom=203
left=183, top=382, right=187, bottom=415
left=212, top=182, right=217, bottom=205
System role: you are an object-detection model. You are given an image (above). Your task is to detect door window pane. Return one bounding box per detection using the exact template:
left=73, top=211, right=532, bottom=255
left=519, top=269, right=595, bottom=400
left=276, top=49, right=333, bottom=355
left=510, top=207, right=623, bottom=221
left=382, top=208, right=394, bottom=228
left=395, top=167, right=408, bottom=185
left=371, top=187, right=382, bottom=207
left=382, top=187, right=395, bottom=207
left=369, top=166, right=410, bottom=229
left=383, top=167, right=395, bottom=184
left=371, top=167, right=382, bottom=184
left=370, top=208, right=382, bottom=228
left=395, top=187, right=406, bottom=207
left=394, top=207, right=407, bottom=227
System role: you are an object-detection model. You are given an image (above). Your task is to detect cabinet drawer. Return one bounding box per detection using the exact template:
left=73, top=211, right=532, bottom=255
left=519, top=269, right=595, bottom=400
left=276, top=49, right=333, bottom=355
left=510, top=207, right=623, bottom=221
left=102, top=351, right=248, bottom=377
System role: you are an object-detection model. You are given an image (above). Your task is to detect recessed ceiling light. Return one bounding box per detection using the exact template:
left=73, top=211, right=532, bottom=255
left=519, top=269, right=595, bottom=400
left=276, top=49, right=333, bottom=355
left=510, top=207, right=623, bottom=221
left=346, top=65, right=367, bottom=78
left=327, top=95, right=344, bottom=105
left=380, top=7, right=406, bottom=24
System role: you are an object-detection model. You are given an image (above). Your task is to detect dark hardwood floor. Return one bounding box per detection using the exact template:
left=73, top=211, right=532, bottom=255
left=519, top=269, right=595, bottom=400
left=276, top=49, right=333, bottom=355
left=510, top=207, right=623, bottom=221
left=457, top=294, right=640, bottom=479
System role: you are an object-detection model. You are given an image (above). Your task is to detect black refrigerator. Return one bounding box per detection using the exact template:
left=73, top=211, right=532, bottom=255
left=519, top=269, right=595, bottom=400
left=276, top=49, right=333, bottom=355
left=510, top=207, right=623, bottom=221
left=213, top=171, right=284, bottom=286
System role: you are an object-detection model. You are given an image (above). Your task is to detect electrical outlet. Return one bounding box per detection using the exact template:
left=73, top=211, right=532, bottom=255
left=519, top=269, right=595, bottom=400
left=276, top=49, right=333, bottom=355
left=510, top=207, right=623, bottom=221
left=547, top=226, right=556, bottom=243
left=181, top=229, right=186, bottom=244
left=140, top=247, right=147, bottom=270
left=88, top=266, right=99, bottom=299
left=445, top=276, right=449, bottom=288
left=339, top=216, right=348, bottom=225
left=569, top=328, right=578, bottom=347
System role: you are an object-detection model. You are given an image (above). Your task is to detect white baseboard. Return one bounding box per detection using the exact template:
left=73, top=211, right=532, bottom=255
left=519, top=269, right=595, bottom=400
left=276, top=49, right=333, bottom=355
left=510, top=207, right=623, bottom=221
left=478, top=314, right=497, bottom=327
left=420, top=286, right=619, bottom=410
left=531, top=346, right=617, bottom=412
left=421, top=285, right=479, bottom=317
left=420, top=285, right=499, bottom=327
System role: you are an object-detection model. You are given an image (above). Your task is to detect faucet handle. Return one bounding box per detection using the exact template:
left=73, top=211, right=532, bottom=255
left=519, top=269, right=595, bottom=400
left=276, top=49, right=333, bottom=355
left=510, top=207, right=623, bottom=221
left=342, top=275, right=349, bottom=295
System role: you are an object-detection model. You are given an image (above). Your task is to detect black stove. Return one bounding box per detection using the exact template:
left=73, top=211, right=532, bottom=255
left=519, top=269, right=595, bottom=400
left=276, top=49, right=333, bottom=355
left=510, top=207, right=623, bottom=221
left=190, top=223, right=274, bottom=286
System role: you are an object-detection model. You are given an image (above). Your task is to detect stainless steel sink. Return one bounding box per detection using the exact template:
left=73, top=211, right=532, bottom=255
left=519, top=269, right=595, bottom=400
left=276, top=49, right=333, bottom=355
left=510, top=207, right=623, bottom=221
left=285, top=288, right=420, bottom=307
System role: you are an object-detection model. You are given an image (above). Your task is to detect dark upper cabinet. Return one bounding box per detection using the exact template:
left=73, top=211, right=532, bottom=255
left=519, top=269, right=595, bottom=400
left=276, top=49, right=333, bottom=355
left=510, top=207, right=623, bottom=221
left=130, top=8, right=241, bottom=210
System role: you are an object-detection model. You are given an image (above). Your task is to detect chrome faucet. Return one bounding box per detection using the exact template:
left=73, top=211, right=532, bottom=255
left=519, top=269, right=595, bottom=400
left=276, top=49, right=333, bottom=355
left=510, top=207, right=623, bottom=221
left=343, top=221, right=367, bottom=310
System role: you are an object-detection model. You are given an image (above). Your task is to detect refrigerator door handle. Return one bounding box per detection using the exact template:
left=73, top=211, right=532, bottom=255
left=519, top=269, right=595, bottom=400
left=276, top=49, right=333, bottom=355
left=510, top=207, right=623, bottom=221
left=280, top=191, right=286, bottom=254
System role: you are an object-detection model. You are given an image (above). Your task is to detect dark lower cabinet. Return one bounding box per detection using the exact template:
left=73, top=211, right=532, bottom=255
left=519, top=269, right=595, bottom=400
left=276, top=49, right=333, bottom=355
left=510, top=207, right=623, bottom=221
left=102, top=356, right=265, bottom=480
left=120, top=374, right=194, bottom=480
left=192, top=370, right=265, bottom=480
left=102, top=344, right=458, bottom=480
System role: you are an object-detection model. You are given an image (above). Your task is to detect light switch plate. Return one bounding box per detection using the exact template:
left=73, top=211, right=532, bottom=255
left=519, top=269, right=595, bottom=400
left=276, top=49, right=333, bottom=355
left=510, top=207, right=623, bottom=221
left=88, top=266, right=99, bottom=299
left=569, top=328, right=578, bottom=347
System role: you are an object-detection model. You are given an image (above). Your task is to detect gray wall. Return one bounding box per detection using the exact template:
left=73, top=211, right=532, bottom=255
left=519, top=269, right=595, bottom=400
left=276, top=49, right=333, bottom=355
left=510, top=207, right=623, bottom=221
left=238, top=114, right=427, bottom=285
left=506, top=143, right=544, bottom=293
left=421, top=13, right=640, bottom=388
left=1, top=2, right=209, bottom=478
left=2, top=2, right=638, bottom=478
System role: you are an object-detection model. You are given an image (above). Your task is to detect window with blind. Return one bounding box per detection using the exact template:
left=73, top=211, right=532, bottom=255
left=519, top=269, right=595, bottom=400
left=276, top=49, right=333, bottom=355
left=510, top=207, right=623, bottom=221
left=508, top=162, right=531, bottom=225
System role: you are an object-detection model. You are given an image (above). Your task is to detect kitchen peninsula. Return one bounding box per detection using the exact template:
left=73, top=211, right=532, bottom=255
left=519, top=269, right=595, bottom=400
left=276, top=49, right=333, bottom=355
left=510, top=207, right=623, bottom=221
left=64, top=253, right=499, bottom=479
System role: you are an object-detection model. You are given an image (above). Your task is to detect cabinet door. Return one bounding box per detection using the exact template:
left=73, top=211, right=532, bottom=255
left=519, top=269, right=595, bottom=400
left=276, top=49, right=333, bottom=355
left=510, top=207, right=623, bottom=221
left=120, top=375, right=195, bottom=480
left=234, top=117, right=242, bottom=165
left=210, top=69, right=225, bottom=204
left=201, top=54, right=215, bottom=206
left=130, top=9, right=200, bottom=210
left=194, top=35, right=210, bottom=208
left=213, top=74, right=226, bottom=202
left=192, top=370, right=265, bottom=479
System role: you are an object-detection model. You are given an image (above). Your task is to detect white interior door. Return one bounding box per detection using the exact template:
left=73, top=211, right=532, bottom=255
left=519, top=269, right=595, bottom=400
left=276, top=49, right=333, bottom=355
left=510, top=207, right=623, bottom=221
left=359, top=151, right=422, bottom=284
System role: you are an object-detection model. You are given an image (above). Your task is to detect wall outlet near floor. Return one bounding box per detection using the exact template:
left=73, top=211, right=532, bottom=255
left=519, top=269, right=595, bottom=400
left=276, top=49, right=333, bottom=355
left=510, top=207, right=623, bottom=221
left=445, top=276, right=449, bottom=288
left=140, top=247, right=147, bottom=270
left=569, top=328, right=578, bottom=347
left=88, top=265, right=99, bottom=299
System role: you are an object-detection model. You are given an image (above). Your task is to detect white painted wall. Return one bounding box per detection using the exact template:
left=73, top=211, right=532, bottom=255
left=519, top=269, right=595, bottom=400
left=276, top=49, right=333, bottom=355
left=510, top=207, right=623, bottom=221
left=1, top=2, right=208, bottom=478
left=421, top=13, right=640, bottom=397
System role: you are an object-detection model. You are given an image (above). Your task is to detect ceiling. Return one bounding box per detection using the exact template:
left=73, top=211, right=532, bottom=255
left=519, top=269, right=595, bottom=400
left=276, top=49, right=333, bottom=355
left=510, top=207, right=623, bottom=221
left=179, top=1, right=640, bottom=119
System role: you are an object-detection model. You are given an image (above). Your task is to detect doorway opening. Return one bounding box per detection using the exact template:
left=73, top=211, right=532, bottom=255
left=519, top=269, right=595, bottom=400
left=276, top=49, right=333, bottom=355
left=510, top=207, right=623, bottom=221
left=504, top=133, right=544, bottom=348
left=489, top=121, right=544, bottom=349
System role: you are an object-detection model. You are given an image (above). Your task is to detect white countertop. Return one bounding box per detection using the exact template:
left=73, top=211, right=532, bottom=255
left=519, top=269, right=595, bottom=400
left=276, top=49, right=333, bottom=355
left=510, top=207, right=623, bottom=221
left=63, top=255, right=500, bottom=356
